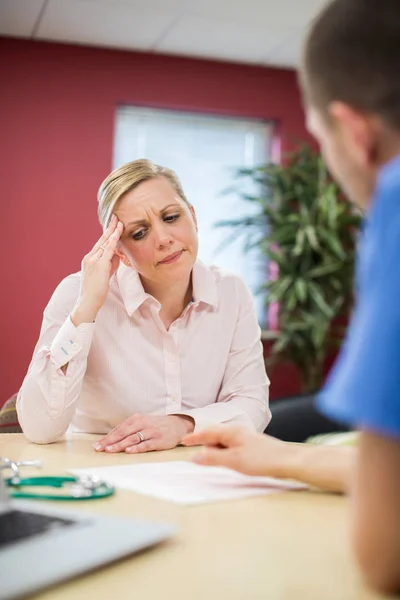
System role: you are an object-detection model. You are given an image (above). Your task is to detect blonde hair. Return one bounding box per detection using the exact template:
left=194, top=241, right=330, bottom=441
left=97, top=158, right=190, bottom=229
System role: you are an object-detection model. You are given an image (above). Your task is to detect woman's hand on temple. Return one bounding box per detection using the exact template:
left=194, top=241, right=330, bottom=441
left=93, top=414, right=195, bottom=453
left=71, top=215, right=124, bottom=326
left=182, top=425, right=295, bottom=478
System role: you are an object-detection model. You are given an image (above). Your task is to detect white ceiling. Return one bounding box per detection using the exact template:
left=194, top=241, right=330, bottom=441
left=0, top=0, right=329, bottom=68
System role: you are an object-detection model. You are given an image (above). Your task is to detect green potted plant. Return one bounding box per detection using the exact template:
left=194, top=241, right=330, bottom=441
left=218, top=143, right=362, bottom=393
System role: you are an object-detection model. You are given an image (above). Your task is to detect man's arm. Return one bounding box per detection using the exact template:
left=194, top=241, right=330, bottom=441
left=182, top=426, right=355, bottom=493
left=353, top=431, right=400, bottom=595
left=183, top=426, right=400, bottom=594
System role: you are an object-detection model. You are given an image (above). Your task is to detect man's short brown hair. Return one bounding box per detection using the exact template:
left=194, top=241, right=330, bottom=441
left=300, top=0, right=400, bottom=129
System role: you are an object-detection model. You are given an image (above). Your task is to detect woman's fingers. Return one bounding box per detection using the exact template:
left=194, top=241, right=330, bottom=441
left=100, top=221, right=123, bottom=260
left=125, top=439, right=158, bottom=454
left=93, top=415, right=181, bottom=455
left=124, top=429, right=155, bottom=453
left=74, top=217, right=124, bottom=326
left=101, top=427, right=154, bottom=453
left=104, top=431, right=146, bottom=453
left=90, top=214, right=118, bottom=255
left=94, top=415, right=144, bottom=450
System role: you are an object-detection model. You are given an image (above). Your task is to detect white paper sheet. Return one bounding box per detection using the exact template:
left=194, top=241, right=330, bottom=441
left=71, top=461, right=306, bottom=505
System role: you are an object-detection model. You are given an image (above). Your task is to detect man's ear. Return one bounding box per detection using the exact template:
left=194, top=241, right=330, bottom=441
left=190, top=205, right=198, bottom=231
left=329, top=101, right=376, bottom=167
left=115, top=247, right=132, bottom=267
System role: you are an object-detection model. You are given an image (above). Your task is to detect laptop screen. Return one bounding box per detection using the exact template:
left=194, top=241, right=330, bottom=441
left=0, top=471, right=78, bottom=548
left=0, top=509, right=77, bottom=548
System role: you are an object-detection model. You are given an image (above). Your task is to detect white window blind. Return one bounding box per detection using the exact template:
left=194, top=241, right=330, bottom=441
left=113, top=106, right=272, bottom=325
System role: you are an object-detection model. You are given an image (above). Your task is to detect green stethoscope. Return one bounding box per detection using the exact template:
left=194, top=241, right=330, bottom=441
left=0, top=457, right=115, bottom=501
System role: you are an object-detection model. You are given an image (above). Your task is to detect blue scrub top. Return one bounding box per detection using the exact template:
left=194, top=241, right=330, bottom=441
left=318, top=154, right=400, bottom=439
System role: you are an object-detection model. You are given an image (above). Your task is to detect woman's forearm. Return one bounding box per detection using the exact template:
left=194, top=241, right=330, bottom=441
left=17, top=356, right=87, bottom=444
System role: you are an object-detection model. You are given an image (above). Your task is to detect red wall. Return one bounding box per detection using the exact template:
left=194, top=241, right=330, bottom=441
left=0, top=37, right=309, bottom=406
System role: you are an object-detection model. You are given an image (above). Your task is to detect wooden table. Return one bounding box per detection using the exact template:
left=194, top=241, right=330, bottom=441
left=0, top=434, right=384, bottom=600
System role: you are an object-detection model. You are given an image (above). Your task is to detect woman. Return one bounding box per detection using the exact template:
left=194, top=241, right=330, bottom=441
left=17, top=159, right=270, bottom=452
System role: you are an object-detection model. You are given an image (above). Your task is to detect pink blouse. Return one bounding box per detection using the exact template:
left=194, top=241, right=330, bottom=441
left=17, top=261, right=270, bottom=443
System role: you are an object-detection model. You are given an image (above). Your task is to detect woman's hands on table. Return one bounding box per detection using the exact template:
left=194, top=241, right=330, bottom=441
left=94, top=414, right=195, bottom=453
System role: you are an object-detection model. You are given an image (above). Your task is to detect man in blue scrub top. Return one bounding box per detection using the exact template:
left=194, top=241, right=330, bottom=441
left=184, top=0, right=400, bottom=594
left=318, top=156, right=400, bottom=438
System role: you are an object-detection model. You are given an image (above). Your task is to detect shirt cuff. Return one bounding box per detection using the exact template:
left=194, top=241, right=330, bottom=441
left=174, top=405, right=254, bottom=433
left=50, top=316, right=95, bottom=369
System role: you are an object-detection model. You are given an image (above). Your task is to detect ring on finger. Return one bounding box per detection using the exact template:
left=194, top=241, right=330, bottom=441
left=136, top=431, right=145, bottom=443
left=99, top=245, right=107, bottom=252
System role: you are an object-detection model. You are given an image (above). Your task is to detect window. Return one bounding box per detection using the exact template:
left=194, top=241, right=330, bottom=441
left=113, top=106, right=272, bottom=325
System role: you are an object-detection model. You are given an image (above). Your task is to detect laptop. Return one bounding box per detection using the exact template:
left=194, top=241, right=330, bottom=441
left=0, top=470, right=175, bottom=600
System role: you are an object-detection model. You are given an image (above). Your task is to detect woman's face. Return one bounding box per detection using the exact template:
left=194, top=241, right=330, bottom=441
left=115, top=176, right=198, bottom=286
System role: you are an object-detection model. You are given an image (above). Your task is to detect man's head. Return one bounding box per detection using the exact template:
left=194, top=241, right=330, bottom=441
left=299, top=0, right=400, bottom=209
